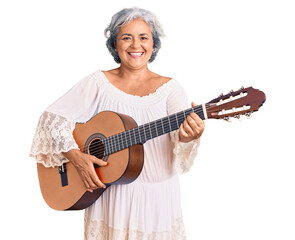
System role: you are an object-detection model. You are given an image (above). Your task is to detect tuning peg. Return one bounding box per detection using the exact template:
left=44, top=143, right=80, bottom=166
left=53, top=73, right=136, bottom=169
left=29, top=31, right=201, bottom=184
left=229, top=90, right=234, bottom=94
left=219, top=93, right=224, bottom=97
left=239, top=86, right=245, bottom=91
left=244, top=112, right=253, bottom=119
left=222, top=116, right=231, bottom=122
left=234, top=114, right=243, bottom=122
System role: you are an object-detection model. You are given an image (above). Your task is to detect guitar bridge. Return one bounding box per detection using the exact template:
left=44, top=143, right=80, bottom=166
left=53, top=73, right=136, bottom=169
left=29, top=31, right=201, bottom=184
left=58, top=163, right=68, bottom=187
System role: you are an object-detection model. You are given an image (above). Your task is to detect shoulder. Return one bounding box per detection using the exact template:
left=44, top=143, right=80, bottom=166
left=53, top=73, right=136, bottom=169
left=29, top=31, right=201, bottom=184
left=158, top=76, right=173, bottom=87
left=150, top=72, right=172, bottom=84
left=77, top=70, right=107, bottom=87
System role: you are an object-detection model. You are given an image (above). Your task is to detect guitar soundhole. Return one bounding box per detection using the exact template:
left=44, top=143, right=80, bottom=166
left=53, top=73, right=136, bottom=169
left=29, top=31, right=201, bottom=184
left=84, top=133, right=108, bottom=166
left=89, top=139, right=105, bottom=160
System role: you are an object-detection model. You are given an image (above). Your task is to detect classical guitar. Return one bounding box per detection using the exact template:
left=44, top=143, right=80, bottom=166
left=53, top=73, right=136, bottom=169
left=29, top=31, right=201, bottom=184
left=37, top=87, right=266, bottom=210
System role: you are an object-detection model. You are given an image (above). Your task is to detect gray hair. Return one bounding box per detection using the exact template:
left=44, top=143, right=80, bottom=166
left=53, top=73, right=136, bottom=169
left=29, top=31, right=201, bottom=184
left=104, top=7, right=165, bottom=63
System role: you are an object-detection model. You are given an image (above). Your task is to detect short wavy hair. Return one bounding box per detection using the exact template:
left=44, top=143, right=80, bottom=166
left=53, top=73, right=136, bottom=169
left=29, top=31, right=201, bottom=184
left=104, top=7, right=165, bottom=63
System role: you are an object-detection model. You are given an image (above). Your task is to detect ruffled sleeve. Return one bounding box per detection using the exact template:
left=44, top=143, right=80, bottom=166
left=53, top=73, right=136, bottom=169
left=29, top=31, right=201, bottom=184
left=29, top=111, right=79, bottom=167
left=30, top=71, right=103, bottom=167
left=167, top=81, right=200, bottom=174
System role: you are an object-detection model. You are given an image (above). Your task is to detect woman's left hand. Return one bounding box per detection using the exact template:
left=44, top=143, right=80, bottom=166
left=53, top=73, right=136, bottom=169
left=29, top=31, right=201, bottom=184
left=179, top=102, right=205, bottom=143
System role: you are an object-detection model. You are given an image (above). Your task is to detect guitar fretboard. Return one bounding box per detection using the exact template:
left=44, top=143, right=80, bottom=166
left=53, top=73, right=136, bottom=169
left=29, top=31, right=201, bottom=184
left=102, top=105, right=205, bottom=156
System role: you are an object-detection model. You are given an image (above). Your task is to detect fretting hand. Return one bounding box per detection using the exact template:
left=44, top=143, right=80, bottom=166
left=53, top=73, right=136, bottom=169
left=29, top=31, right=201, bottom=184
left=179, top=102, right=205, bottom=143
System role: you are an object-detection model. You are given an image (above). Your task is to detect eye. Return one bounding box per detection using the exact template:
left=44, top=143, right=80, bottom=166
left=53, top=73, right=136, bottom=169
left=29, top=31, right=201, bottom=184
left=141, top=36, right=148, bottom=40
left=122, top=36, right=132, bottom=41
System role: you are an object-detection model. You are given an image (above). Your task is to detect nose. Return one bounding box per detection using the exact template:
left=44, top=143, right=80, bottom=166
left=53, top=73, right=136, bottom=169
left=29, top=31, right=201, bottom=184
left=130, top=38, right=141, bottom=48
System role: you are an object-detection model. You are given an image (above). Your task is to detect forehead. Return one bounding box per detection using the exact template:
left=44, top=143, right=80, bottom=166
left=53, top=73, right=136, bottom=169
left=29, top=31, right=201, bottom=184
left=118, top=18, right=152, bottom=35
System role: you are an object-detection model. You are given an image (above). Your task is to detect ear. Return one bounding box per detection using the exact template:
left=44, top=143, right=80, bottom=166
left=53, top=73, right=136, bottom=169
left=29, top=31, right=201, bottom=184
left=114, top=42, right=117, bottom=52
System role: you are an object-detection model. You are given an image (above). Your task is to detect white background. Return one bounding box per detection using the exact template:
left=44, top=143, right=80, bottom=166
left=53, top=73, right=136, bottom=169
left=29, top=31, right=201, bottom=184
left=1, top=0, right=294, bottom=239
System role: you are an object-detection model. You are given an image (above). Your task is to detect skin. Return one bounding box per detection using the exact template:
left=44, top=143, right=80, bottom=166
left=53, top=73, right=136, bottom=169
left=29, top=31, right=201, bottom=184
left=64, top=18, right=205, bottom=192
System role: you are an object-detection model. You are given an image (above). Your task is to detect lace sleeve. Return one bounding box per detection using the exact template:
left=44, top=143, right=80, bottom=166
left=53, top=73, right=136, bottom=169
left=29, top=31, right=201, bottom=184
left=29, top=111, right=79, bottom=167
left=167, top=80, right=201, bottom=174
left=170, top=130, right=200, bottom=174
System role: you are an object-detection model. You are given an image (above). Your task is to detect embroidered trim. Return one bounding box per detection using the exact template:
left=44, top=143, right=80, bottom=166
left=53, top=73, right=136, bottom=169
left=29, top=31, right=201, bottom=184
left=84, top=217, right=186, bottom=240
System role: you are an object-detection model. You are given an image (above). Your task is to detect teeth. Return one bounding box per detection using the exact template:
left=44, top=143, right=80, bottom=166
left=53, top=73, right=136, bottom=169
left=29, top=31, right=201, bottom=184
left=129, top=52, right=143, bottom=56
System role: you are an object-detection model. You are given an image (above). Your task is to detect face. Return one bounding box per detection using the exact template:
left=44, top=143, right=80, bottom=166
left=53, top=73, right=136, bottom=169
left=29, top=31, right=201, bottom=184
left=115, top=18, right=154, bottom=70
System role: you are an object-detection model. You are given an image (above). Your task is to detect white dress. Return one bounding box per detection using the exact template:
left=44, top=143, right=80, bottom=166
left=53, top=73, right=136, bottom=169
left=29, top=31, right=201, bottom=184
left=30, top=70, right=200, bottom=240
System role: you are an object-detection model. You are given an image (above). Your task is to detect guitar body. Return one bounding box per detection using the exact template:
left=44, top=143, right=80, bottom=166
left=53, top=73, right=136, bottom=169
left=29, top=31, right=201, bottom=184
left=37, top=111, right=144, bottom=210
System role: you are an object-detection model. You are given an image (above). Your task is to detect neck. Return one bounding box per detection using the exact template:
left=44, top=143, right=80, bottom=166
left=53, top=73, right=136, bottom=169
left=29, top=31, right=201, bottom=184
left=117, top=65, right=151, bottom=82
left=102, top=104, right=206, bottom=156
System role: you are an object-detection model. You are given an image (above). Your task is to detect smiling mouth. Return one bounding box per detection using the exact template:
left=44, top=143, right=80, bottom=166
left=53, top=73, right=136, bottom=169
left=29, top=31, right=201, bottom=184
left=128, top=52, right=144, bottom=57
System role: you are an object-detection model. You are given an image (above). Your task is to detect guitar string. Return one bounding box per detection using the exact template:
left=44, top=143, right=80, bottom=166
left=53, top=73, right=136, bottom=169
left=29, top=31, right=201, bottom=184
left=78, top=103, right=246, bottom=156
left=77, top=103, right=248, bottom=157
left=77, top=107, right=206, bottom=157
left=78, top=106, right=205, bottom=153
left=77, top=109, right=204, bottom=157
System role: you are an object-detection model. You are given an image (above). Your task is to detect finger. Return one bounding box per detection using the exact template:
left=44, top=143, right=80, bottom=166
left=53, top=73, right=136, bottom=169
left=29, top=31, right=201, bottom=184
left=92, top=157, right=108, bottom=167
left=189, top=111, right=203, bottom=124
left=189, top=113, right=205, bottom=130
left=89, top=157, right=106, bottom=189
left=89, top=170, right=106, bottom=189
left=191, top=102, right=205, bottom=126
left=179, top=123, right=189, bottom=138
left=183, top=119, right=195, bottom=136
left=83, top=174, right=95, bottom=191
left=186, top=115, right=200, bottom=132
left=191, top=102, right=198, bottom=108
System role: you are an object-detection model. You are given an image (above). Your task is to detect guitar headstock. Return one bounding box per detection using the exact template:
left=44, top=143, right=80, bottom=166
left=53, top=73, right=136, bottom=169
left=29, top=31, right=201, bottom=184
left=205, top=87, right=266, bottom=120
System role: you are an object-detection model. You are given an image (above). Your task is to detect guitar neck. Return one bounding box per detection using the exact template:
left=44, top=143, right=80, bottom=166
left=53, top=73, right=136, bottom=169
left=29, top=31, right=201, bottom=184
left=102, top=104, right=206, bottom=156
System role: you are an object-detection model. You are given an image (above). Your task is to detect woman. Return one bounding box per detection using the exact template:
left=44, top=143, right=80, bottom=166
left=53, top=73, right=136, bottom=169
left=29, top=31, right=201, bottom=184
left=30, top=7, right=205, bottom=239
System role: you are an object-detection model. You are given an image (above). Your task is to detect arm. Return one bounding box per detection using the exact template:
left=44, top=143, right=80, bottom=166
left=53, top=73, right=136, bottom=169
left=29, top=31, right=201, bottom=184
left=30, top=71, right=107, bottom=191
left=167, top=82, right=205, bottom=174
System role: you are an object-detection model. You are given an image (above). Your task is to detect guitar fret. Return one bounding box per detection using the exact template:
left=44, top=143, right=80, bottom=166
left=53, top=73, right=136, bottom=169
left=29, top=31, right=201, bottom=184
left=143, top=125, right=146, bottom=142
left=102, top=139, right=107, bottom=156
left=135, top=128, right=140, bottom=143
left=107, top=137, right=110, bottom=154
left=149, top=123, right=152, bottom=139
left=116, top=134, right=119, bottom=151
left=120, top=133, right=123, bottom=150
left=130, top=130, right=134, bottom=146
left=168, top=115, right=171, bottom=131
left=138, top=126, right=142, bottom=143
left=133, top=129, right=136, bottom=145
left=127, top=130, right=131, bottom=147
left=113, top=135, right=117, bottom=152
left=114, top=135, right=117, bottom=152
left=110, top=136, right=113, bottom=154
left=175, top=113, right=179, bottom=127
left=110, top=136, right=113, bottom=152
left=124, top=132, right=127, bottom=148
left=129, top=131, right=132, bottom=146
left=161, top=119, right=164, bottom=133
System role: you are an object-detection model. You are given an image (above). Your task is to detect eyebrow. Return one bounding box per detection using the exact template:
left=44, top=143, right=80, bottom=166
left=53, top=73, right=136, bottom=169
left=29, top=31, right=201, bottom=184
left=120, top=33, right=149, bottom=37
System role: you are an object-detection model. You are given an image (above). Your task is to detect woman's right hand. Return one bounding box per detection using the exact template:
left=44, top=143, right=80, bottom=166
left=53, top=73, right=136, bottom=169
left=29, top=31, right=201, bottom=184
left=63, top=149, right=107, bottom=192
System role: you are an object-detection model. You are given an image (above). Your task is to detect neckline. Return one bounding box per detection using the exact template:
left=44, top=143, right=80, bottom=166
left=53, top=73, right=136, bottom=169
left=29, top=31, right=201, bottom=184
left=99, top=70, right=175, bottom=99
